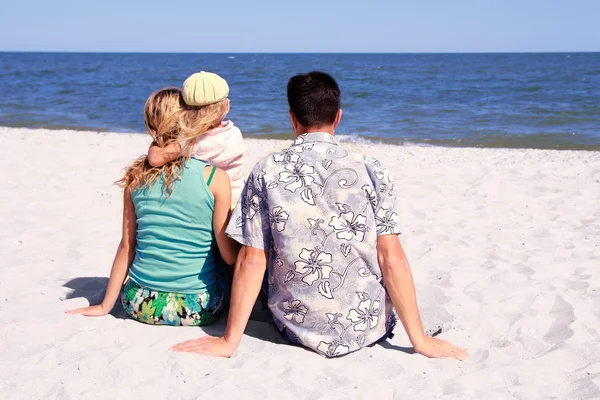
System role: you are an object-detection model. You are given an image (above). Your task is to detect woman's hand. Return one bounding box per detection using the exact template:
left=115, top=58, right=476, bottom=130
left=413, top=337, right=468, bottom=360
left=170, top=336, right=236, bottom=358
left=65, top=304, right=111, bottom=317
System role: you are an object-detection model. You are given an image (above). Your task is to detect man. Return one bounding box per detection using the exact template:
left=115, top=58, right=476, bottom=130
left=172, top=72, right=467, bottom=360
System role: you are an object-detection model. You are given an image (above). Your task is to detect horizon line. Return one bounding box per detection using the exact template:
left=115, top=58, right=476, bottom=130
left=1, top=50, right=599, bottom=55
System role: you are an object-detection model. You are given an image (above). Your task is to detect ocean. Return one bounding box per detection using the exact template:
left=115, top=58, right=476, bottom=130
left=0, top=52, right=599, bottom=150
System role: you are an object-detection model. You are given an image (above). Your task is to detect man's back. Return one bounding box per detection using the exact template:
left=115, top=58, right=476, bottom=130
left=173, top=71, right=467, bottom=361
left=227, top=132, right=401, bottom=356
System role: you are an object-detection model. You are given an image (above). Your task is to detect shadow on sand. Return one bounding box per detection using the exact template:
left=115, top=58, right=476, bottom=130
left=62, top=277, right=288, bottom=345
left=62, top=276, right=129, bottom=319
left=63, top=277, right=422, bottom=354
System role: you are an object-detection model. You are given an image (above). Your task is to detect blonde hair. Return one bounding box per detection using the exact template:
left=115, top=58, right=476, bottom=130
left=118, top=88, right=230, bottom=196
left=118, top=87, right=184, bottom=195
left=178, top=98, right=230, bottom=158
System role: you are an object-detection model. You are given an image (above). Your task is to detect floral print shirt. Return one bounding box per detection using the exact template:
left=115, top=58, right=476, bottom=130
left=226, top=132, right=401, bottom=357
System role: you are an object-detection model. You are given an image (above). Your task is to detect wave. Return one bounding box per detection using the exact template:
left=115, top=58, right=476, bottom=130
left=2, top=126, right=598, bottom=151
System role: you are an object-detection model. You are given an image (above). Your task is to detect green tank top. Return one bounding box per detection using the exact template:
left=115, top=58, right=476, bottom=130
left=128, top=159, right=218, bottom=293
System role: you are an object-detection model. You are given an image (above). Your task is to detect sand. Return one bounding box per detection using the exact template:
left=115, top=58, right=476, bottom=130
left=1, top=127, right=599, bottom=400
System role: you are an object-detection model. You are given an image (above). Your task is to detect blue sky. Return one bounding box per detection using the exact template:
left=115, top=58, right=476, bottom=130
left=1, top=0, right=598, bottom=52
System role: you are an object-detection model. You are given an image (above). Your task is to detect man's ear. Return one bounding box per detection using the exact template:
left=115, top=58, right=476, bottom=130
left=289, top=110, right=302, bottom=135
left=333, top=109, right=343, bottom=130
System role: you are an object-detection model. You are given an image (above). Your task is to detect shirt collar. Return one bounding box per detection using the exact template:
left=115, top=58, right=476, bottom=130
left=291, top=132, right=338, bottom=147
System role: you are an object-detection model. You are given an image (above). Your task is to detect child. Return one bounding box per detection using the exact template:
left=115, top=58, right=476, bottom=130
left=148, top=71, right=245, bottom=207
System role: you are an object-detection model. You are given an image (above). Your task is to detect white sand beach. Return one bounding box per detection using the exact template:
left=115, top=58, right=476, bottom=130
left=1, top=127, right=599, bottom=400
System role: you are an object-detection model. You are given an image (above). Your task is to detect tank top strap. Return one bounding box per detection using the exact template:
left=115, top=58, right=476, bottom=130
left=206, top=166, right=217, bottom=187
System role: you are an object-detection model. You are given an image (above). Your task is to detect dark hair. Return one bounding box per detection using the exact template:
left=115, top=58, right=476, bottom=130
left=287, top=71, right=341, bottom=128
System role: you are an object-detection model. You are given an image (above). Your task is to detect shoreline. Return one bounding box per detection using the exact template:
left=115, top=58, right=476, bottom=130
left=3, top=126, right=600, bottom=152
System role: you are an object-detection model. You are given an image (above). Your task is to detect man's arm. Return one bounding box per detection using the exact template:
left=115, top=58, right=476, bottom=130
left=223, top=246, right=268, bottom=348
left=147, top=142, right=182, bottom=167
left=378, top=234, right=468, bottom=360
left=171, top=246, right=267, bottom=357
left=172, top=165, right=271, bottom=356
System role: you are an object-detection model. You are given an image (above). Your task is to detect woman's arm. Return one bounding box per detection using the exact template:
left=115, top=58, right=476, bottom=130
left=66, top=190, right=137, bottom=316
left=207, top=167, right=240, bottom=266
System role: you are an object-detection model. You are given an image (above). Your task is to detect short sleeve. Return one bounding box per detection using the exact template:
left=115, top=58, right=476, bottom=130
left=225, top=166, right=272, bottom=250
left=365, top=157, right=401, bottom=236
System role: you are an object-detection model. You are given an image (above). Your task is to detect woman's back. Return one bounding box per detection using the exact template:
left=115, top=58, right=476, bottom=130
left=67, top=86, right=239, bottom=330
left=129, top=159, right=217, bottom=293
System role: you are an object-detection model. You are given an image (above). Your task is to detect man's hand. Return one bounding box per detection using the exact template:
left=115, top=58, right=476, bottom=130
left=377, top=235, right=468, bottom=361
left=65, top=304, right=111, bottom=317
left=173, top=246, right=267, bottom=358
left=170, top=336, right=236, bottom=358
left=413, top=337, right=468, bottom=360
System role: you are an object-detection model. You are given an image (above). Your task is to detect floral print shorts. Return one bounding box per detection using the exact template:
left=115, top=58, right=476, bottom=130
left=121, top=278, right=225, bottom=326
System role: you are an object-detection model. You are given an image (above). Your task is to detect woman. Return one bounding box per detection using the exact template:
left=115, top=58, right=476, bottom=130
left=67, top=88, right=239, bottom=326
